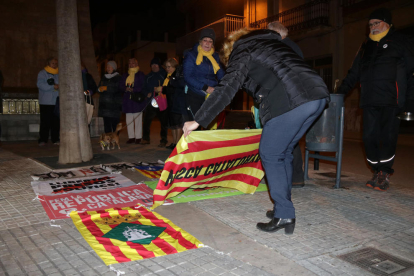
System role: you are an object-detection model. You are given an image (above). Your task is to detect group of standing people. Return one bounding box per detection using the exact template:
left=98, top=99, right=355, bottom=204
left=36, top=27, right=226, bottom=150
left=36, top=7, right=413, bottom=236
left=96, top=28, right=226, bottom=149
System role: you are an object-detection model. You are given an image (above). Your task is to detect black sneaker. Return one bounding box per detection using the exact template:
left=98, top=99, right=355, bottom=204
left=374, top=171, right=390, bottom=191
left=366, top=172, right=378, bottom=188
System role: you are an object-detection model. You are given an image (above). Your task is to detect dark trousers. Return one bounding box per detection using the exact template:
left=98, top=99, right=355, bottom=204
left=142, top=105, right=168, bottom=143
left=185, top=91, right=205, bottom=121
left=259, top=99, right=326, bottom=219
left=363, top=106, right=400, bottom=174
left=103, top=117, right=120, bottom=133
left=292, top=144, right=304, bottom=183
left=39, top=105, right=60, bottom=143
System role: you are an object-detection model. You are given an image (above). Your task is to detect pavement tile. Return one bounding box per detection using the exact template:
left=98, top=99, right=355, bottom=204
left=2, top=145, right=414, bottom=276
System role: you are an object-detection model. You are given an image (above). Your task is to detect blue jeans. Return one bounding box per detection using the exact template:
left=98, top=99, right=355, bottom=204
left=259, top=99, right=326, bottom=219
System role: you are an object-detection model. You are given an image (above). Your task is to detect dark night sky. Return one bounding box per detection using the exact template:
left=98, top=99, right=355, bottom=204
left=89, top=0, right=181, bottom=29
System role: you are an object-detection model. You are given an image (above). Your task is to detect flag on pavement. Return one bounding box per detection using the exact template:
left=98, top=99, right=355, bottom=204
left=102, top=223, right=166, bottom=245
left=152, top=129, right=264, bottom=208
left=134, top=165, right=164, bottom=179
left=70, top=206, right=203, bottom=265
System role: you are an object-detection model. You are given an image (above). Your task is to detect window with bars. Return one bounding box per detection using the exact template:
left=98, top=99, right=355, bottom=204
left=305, top=56, right=333, bottom=92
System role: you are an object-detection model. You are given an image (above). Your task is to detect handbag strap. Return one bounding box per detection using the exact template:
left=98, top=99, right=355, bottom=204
left=86, top=94, right=92, bottom=105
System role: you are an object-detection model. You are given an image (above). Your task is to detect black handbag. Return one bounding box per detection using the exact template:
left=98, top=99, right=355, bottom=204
left=130, top=92, right=145, bottom=103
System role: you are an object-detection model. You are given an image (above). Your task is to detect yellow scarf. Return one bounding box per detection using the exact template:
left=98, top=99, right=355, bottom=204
left=126, top=67, right=139, bottom=86
left=369, top=28, right=390, bottom=42
left=196, top=45, right=220, bottom=74
left=44, top=66, right=58, bottom=75
left=163, top=73, right=172, bottom=86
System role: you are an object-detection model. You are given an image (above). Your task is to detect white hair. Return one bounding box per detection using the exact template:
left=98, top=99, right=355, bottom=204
left=267, top=21, right=288, bottom=39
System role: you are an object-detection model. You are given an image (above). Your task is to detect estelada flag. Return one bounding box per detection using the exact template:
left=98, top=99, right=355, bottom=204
left=152, top=129, right=264, bottom=208
left=134, top=165, right=163, bottom=179
left=70, top=206, right=203, bottom=265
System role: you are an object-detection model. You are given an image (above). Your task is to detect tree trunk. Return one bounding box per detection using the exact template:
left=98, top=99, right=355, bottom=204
left=56, top=0, right=93, bottom=164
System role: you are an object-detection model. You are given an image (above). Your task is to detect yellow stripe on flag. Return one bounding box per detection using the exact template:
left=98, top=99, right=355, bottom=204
left=70, top=206, right=203, bottom=265
left=71, top=212, right=118, bottom=265
left=155, top=166, right=264, bottom=197
left=177, top=129, right=262, bottom=154
left=152, top=129, right=265, bottom=208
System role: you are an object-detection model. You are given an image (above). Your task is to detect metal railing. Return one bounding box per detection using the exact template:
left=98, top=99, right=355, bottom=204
left=250, top=0, right=330, bottom=33
left=176, top=14, right=245, bottom=55
left=224, top=14, right=245, bottom=36
left=2, top=99, right=40, bottom=114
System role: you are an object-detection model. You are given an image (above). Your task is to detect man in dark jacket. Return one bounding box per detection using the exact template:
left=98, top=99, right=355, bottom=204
left=141, top=57, right=168, bottom=147
left=337, top=8, right=414, bottom=191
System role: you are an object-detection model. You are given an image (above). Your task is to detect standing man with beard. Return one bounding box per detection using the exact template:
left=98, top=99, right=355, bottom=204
left=337, top=8, right=414, bottom=191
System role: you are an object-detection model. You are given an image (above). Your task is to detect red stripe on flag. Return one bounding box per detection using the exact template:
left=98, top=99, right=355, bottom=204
left=156, top=153, right=261, bottom=190
left=184, top=134, right=261, bottom=153
left=167, top=134, right=260, bottom=158
left=125, top=240, right=156, bottom=259
left=137, top=208, right=198, bottom=250
left=152, top=172, right=260, bottom=201
left=151, top=238, right=179, bottom=254
left=78, top=212, right=131, bottom=263
left=138, top=169, right=162, bottom=179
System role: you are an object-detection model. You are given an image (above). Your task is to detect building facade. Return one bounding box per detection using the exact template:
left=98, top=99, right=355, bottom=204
left=93, top=14, right=178, bottom=76
left=176, top=0, right=414, bottom=135
left=0, top=0, right=98, bottom=141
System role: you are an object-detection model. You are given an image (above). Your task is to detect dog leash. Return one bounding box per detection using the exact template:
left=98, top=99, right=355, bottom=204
left=118, top=96, right=154, bottom=131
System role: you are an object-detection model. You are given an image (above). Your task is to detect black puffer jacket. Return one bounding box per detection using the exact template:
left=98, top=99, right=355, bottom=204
left=163, top=66, right=187, bottom=115
left=98, top=74, right=122, bottom=118
left=337, top=27, right=414, bottom=109
left=194, top=29, right=330, bottom=127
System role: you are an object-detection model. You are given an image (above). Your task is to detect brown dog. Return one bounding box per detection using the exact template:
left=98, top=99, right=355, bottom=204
left=99, top=123, right=123, bottom=150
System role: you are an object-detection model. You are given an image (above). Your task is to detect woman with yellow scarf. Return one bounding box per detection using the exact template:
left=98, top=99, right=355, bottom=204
left=182, top=28, right=224, bottom=123
left=36, top=57, right=60, bottom=146
left=162, top=58, right=187, bottom=149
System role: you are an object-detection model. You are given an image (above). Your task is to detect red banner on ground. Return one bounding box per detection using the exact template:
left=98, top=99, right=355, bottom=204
left=39, top=183, right=173, bottom=220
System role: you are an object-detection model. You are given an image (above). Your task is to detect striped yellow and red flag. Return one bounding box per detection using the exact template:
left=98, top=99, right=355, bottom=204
left=152, top=129, right=264, bottom=208
left=134, top=165, right=163, bottom=179
left=70, top=206, right=203, bottom=265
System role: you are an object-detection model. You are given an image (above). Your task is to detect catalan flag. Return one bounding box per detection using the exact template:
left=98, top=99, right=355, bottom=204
left=152, top=129, right=264, bottom=208
left=135, top=165, right=164, bottom=179
left=70, top=206, right=203, bottom=265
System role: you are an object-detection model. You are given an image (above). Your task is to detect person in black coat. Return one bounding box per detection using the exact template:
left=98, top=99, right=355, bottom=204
left=162, top=58, right=187, bottom=149
left=183, top=28, right=330, bottom=235
left=337, top=8, right=414, bottom=191
left=97, top=61, right=122, bottom=133
left=141, top=57, right=168, bottom=147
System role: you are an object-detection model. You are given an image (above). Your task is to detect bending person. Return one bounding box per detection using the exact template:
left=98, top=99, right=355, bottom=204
left=183, top=28, right=330, bottom=235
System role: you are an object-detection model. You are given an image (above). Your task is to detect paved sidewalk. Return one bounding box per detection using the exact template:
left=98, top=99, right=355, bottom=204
left=0, top=132, right=414, bottom=275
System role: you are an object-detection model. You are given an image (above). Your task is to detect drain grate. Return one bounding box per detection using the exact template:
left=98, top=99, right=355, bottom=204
left=337, top=247, right=414, bottom=275
left=317, top=172, right=347, bottom=178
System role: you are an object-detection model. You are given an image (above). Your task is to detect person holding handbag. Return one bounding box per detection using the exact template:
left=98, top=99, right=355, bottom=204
left=98, top=61, right=122, bottom=133
left=140, top=57, right=168, bottom=147
left=81, top=62, right=97, bottom=125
